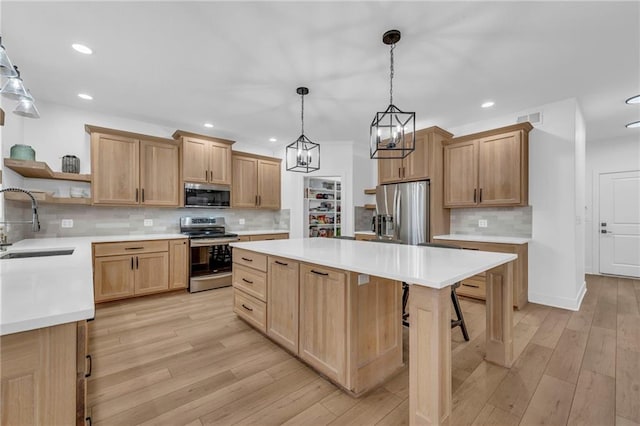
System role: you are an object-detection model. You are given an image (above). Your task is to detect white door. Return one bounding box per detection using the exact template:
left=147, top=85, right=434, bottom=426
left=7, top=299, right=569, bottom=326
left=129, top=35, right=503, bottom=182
left=599, top=170, right=640, bottom=277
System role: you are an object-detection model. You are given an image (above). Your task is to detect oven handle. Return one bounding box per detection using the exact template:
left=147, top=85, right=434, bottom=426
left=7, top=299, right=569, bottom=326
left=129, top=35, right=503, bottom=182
left=190, top=238, right=239, bottom=247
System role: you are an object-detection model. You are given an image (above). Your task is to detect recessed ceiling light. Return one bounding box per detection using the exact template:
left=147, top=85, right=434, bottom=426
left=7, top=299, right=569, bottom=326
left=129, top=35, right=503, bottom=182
left=78, top=93, right=93, bottom=100
left=269, top=138, right=277, bottom=142
left=481, top=101, right=495, bottom=108
left=626, top=95, right=640, bottom=105
left=204, top=123, right=214, bottom=128
left=72, top=43, right=93, bottom=55
left=626, top=120, right=640, bottom=128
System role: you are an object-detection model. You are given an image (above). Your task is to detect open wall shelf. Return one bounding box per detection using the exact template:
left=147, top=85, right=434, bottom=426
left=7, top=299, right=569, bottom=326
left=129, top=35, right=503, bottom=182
left=4, top=158, right=91, bottom=182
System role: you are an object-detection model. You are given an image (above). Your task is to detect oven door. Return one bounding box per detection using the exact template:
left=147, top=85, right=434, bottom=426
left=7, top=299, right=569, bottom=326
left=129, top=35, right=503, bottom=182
left=184, top=183, right=231, bottom=208
left=189, top=237, right=237, bottom=292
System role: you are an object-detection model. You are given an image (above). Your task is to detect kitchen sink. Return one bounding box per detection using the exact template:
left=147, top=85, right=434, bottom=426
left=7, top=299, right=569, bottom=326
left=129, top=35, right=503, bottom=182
left=0, top=249, right=75, bottom=259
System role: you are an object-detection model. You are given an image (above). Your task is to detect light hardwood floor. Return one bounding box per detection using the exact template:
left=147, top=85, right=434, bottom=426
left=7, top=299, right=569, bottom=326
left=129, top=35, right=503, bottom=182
left=87, top=274, right=640, bottom=425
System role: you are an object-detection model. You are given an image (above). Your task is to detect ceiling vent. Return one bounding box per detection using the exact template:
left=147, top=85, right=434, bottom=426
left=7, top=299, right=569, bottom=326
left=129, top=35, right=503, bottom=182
left=517, top=111, right=543, bottom=125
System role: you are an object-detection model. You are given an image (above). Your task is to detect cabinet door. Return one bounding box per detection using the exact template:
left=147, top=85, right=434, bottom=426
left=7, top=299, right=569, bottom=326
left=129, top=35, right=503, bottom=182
left=232, top=156, right=258, bottom=208
left=91, top=133, right=139, bottom=205
left=443, top=140, right=478, bottom=207
left=377, top=151, right=403, bottom=184
left=208, top=142, right=232, bottom=185
left=299, top=264, right=347, bottom=385
left=403, top=132, right=430, bottom=181
left=477, top=131, right=523, bottom=206
left=134, top=252, right=169, bottom=295
left=94, top=255, right=135, bottom=302
left=182, top=137, right=209, bottom=183
left=140, top=140, right=180, bottom=206
left=257, top=160, right=281, bottom=209
left=267, top=257, right=299, bottom=354
left=169, top=239, right=189, bottom=289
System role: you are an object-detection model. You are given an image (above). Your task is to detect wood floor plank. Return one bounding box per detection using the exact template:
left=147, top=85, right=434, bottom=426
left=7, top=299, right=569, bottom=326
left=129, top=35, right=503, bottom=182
left=530, top=308, right=571, bottom=348
left=451, top=331, right=487, bottom=392
left=544, top=328, right=589, bottom=384
left=87, top=368, right=171, bottom=404
left=375, top=398, right=409, bottom=426
left=592, top=290, right=618, bottom=330
left=567, top=370, right=615, bottom=426
left=451, top=362, right=509, bottom=425
left=618, top=279, right=640, bottom=316
left=617, top=314, right=640, bottom=352
left=471, top=404, right=519, bottom=426
left=519, top=374, right=575, bottom=426
left=319, top=389, right=360, bottom=417
left=488, top=343, right=553, bottom=417
left=582, top=326, right=617, bottom=378
left=617, top=347, right=640, bottom=423
left=281, top=402, right=337, bottom=426
left=327, top=387, right=403, bottom=426
left=617, top=415, right=640, bottom=426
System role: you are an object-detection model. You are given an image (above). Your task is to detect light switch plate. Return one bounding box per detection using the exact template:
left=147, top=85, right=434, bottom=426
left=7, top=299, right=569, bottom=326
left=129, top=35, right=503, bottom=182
left=61, top=219, right=73, bottom=228
left=144, top=219, right=153, bottom=227
left=358, top=274, right=370, bottom=285
left=239, top=218, right=245, bottom=225
left=478, top=219, right=488, bottom=228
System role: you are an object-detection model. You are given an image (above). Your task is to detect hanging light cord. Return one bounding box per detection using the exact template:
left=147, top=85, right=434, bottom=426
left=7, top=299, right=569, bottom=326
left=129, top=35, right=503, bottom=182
left=300, top=92, right=305, bottom=135
left=389, top=43, right=395, bottom=105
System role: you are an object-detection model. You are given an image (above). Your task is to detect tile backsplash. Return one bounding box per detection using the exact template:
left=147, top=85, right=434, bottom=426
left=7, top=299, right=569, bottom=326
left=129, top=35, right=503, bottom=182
left=6, top=201, right=289, bottom=240
left=450, top=206, right=532, bottom=237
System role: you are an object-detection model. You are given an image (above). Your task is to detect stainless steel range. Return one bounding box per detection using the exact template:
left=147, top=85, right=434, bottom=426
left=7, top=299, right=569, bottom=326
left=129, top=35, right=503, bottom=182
left=180, top=216, right=239, bottom=293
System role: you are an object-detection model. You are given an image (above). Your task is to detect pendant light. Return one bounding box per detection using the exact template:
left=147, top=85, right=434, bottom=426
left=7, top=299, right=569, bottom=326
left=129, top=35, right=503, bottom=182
left=13, top=90, right=40, bottom=119
left=1, top=65, right=30, bottom=100
left=0, top=37, right=18, bottom=78
left=370, top=29, right=415, bottom=159
left=286, top=87, right=320, bottom=173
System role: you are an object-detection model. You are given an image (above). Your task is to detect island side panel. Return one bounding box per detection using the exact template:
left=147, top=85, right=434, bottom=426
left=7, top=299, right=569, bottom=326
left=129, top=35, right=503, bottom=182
left=409, top=285, right=452, bottom=426
left=484, top=261, right=514, bottom=367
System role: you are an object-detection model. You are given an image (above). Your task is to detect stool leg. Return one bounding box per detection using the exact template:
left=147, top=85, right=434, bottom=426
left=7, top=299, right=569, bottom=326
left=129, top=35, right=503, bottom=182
left=451, top=288, right=470, bottom=341
left=402, top=283, right=410, bottom=327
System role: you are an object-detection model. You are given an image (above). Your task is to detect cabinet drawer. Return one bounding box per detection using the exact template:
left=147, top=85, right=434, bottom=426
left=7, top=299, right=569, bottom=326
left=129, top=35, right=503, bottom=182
left=250, top=233, right=289, bottom=241
left=456, top=275, right=486, bottom=300
left=234, top=289, right=266, bottom=333
left=233, top=264, right=267, bottom=301
left=233, top=248, right=267, bottom=272
left=93, top=240, right=168, bottom=257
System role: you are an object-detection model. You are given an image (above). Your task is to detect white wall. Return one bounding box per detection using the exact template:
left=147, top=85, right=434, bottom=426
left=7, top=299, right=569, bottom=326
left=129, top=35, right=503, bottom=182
left=585, top=135, right=640, bottom=274
left=450, top=98, right=586, bottom=310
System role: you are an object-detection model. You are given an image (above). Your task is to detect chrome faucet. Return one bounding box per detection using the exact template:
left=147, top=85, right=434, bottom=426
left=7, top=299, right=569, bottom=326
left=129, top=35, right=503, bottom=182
left=0, top=188, right=41, bottom=250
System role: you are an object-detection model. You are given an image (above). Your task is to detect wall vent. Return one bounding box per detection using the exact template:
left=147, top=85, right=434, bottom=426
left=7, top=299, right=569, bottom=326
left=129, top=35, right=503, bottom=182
left=517, top=111, right=543, bottom=125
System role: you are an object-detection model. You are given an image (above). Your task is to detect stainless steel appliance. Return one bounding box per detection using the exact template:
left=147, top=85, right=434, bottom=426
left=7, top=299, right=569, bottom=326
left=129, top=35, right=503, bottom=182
left=375, top=180, right=429, bottom=245
left=184, top=183, right=231, bottom=208
left=180, top=216, right=238, bottom=292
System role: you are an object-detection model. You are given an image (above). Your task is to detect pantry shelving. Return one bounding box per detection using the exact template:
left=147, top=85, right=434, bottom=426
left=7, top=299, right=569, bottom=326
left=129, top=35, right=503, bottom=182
left=304, top=176, right=341, bottom=238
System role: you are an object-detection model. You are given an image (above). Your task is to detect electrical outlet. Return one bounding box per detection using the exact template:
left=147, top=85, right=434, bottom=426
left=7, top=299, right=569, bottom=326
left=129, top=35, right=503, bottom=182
left=239, top=218, right=245, bottom=225
left=144, top=219, right=153, bottom=227
left=61, top=219, right=74, bottom=228
left=478, top=219, right=488, bottom=228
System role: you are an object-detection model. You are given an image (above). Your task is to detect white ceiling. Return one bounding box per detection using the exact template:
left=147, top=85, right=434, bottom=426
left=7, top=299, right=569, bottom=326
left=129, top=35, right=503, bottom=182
left=2, top=1, right=639, bottom=149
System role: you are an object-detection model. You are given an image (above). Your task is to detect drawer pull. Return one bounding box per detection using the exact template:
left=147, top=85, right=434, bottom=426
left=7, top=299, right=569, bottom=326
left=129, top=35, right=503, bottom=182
left=131, top=257, right=134, bottom=270
left=241, top=257, right=253, bottom=262
left=242, top=278, right=254, bottom=284
left=462, top=283, right=480, bottom=288
left=86, top=416, right=92, bottom=426
left=241, top=304, right=253, bottom=312
left=462, top=247, right=479, bottom=251
left=311, top=270, right=329, bottom=276
left=85, top=354, right=92, bottom=378
left=125, top=247, right=145, bottom=250
left=275, top=260, right=288, bottom=266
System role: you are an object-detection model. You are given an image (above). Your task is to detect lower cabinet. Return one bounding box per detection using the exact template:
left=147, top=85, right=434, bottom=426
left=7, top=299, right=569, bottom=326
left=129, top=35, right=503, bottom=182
left=232, top=250, right=403, bottom=396
left=0, top=320, right=92, bottom=425
left=92, top=238, right=187, bottom=303
left=237, top=232, right=289, bottom=242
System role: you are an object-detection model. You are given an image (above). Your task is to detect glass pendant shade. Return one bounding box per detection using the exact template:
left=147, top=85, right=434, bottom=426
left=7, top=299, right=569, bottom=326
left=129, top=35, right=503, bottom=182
left=13, top=91, right=40, bottom=119
left=370, top=104, right=416, bottom=158
left=286, top=135, right=320, bottom=173
left=0, top=49, right=17, bottom=77
left=1, top=67, right=29, bottom=100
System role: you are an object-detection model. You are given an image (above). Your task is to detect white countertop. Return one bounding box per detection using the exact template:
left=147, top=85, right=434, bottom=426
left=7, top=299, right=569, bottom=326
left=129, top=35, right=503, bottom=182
left=233, top=230, right=289, bottom=236
left=231, top=238, right=516, bottom=289
left=354, top=231, right=376, bottom=235
left=0, top=234, right=186, bottom=336
left=434, top=234, right=531, bottom=245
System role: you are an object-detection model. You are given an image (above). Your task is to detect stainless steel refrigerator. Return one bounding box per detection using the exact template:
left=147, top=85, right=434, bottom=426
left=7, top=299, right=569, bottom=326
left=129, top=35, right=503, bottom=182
left=375, top=181, right=429, bottom=245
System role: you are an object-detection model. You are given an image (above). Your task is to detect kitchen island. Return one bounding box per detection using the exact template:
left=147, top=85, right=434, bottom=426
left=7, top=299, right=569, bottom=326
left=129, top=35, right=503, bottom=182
left=230, top=238, right=516, bottom=426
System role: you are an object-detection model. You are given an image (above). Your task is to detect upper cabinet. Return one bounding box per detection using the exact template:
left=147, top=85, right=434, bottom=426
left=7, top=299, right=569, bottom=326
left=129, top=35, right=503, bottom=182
left=443, top=122, right=533, bottom=208
left=86, top=125, right=180, bottom=207
left=173, top=130, right=234, bottom=185
left=378, top=126, right=453, bottom=184
left=232, top=152, right=281, bottom=210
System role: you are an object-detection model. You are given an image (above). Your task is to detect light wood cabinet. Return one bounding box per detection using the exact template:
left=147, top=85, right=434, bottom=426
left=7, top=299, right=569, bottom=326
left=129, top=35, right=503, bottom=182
left=92, top=239, right=187, bottom=303
left=232, top=152, right=282, bottom=210
left=1, top=320, right=91, bottom=426
left=232, top=248, right=268, bottom=333
left=169, top=239, right=189, bottom=289
left=439, top=239, right=528, bottom=309
left=87, top=125, right=180, bottom=207
left=173, top=130, right=234, bottom=185
left=443, top=123, right=533, bottom=208
left=299, top=263, right=348, bottom=384
left=267, top=256, right=299, bottom=354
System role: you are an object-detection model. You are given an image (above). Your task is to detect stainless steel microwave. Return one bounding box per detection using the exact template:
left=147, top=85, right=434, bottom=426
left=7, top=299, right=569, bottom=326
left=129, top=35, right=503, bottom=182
left=184, top=183, right=231, bottom=208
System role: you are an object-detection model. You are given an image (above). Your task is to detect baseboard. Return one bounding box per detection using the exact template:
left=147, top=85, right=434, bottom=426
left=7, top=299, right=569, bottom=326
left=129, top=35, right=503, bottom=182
left=529, top=280, right=587, bottom=311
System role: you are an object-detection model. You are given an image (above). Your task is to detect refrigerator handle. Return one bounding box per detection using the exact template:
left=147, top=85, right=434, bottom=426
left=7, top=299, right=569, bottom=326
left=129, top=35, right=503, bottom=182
left=394, top=187, right=401, bottom=239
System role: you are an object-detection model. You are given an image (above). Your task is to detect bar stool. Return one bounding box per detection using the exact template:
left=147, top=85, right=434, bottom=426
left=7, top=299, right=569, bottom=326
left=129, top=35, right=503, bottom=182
left=411, top=242, right=470, bottom=341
